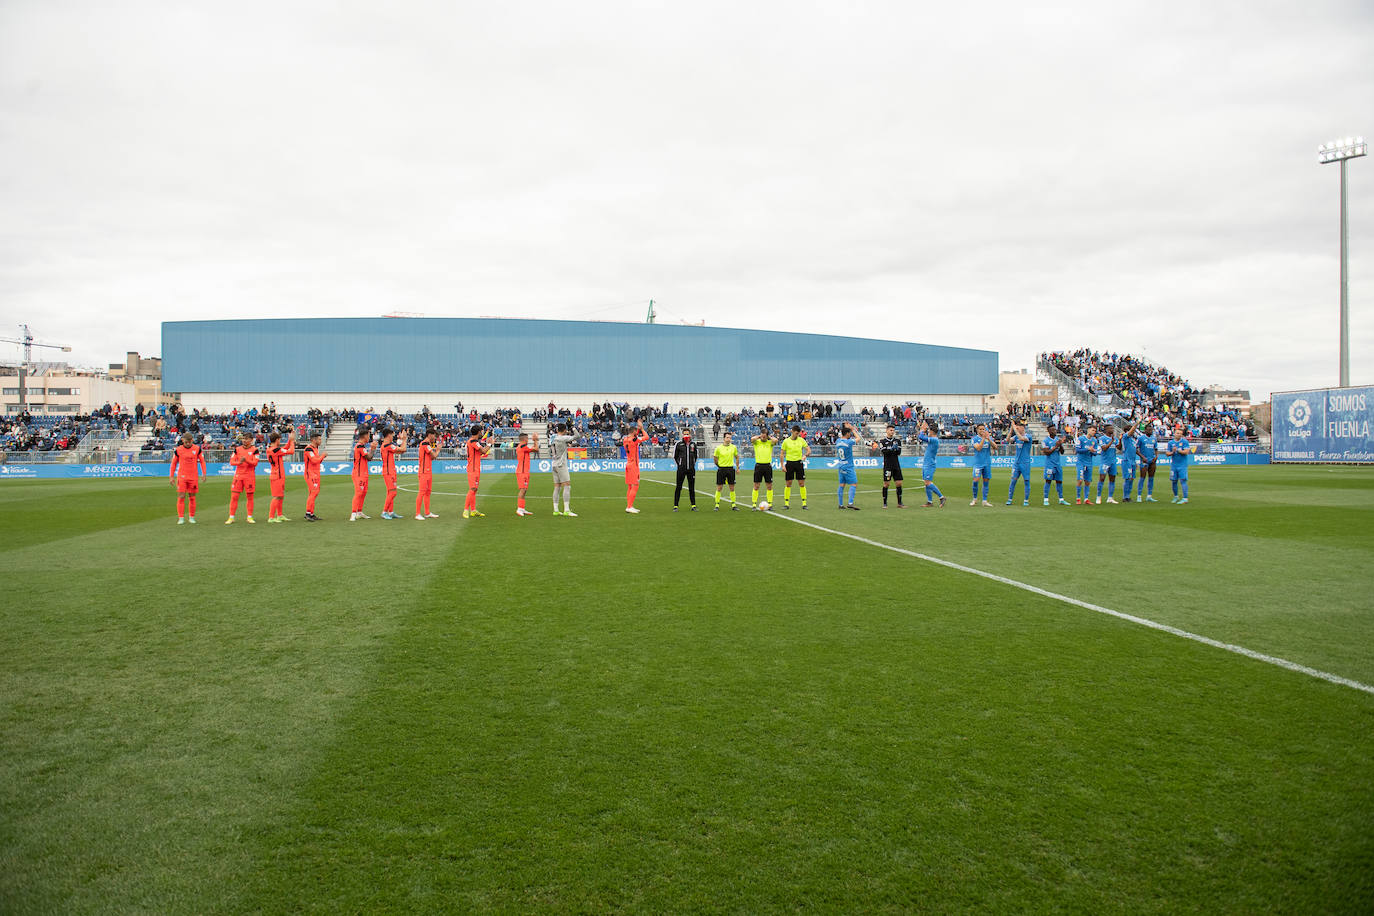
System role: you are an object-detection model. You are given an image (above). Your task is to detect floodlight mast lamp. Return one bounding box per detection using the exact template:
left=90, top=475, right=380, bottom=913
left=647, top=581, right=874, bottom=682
left=1318, top=136, right=1367, bottom=388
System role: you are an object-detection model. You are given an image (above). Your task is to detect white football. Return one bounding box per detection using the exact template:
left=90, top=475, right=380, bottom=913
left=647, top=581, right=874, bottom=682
left=758, top=501, right=770, bottom=511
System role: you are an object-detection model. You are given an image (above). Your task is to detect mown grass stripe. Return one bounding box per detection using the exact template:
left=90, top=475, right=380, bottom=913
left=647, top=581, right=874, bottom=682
left=768, top=509, right=1374, bottom=697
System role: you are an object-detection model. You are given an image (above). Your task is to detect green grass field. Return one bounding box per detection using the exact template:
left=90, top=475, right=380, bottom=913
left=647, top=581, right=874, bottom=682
left=2, top=465, right=1372, bottom=913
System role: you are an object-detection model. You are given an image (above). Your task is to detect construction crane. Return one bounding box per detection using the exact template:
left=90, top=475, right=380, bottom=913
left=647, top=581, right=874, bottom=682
left=0, top=325, right=72, bottom=413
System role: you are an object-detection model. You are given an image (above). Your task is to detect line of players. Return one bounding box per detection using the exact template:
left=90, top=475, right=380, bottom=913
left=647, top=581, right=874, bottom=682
left=164, top=415, right=1195, bottom=525
left=967, top=419, right=1196, bottom=507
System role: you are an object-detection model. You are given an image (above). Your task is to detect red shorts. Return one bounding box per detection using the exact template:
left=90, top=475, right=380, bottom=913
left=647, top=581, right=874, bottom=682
left=271, top=478, right=285, bottom=498
left=305, top=476, right=321, bottom=494
left=353, top=476, right=368, bottom=492
left=467, top=473, right=481, bottom=488
left=231, top=477, right=255, bottom=494
left=176, top=478, right=199, bottom=494
left=418, top=475, right=432, bottom=494
left=384, top=474, right=398, bottom=491
left=626, top=467, right=640, bottom=482
left=516, top=473, right=530, bottom=490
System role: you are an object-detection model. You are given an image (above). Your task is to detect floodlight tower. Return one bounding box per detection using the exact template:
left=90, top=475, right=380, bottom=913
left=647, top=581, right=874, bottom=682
left=1318, top=136, right=1368, bottom=388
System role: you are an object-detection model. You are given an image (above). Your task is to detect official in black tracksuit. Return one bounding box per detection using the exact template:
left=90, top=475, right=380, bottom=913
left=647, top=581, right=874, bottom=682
left=673, top=433, right=699, bottom=510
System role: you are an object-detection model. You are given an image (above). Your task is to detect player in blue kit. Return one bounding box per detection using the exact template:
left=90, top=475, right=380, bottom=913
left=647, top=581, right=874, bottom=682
left=1166, top=426, right=1193, bottom=503
left=1041, top=425, right=1070, bottom=505
left=1005, top=421, right=1033, bottom=506
left=969, top=423, right=996, bottom=507
left=836, top=423, right=860, bottom=510
left=1096, top=425, right=1121, bottom=504
left=917, top=420, right=945, bottom=508
left=1074, top=424, right=1099, bottom=505
left=1136, top=426, right=1159, bottom=501
left=1120, top=423, right=1139, bottom=502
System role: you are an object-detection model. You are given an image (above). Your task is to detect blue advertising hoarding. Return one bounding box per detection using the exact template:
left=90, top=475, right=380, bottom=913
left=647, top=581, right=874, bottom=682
left=1272, top=386, right=1374, bottom=464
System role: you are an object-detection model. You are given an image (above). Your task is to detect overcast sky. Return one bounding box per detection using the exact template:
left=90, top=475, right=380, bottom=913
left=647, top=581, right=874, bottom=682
left=2, top=0, right=1371, bottom=400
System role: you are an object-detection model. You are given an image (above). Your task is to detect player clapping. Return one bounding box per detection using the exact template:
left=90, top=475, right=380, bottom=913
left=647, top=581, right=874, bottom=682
left=415, top=428, right=439, bottom=520
left=226, top=433, right=260, bottom=524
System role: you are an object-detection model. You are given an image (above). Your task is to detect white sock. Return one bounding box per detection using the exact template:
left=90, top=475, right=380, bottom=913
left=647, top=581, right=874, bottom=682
left=553, top=489, right=560, bottom=510
left=564, top=486, right=571, bottom=511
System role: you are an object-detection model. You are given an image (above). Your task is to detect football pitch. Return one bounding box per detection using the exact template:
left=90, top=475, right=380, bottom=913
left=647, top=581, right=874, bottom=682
left=2, top=465, right=1372, bottom=913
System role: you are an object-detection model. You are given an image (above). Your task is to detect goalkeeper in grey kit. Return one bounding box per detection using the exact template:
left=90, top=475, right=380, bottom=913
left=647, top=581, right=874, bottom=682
left=550, top=423, right=577, bottom=517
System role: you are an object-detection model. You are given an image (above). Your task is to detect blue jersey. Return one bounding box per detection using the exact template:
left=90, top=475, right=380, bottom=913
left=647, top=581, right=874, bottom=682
left=918, top=432, right=939, bottom=462
left=971, top=435, right=993, bottom=469
left=1121, top=434, right=1138, bottom=462
left=1138, top=435, right=1157, bottom=461
left=1042, top=436, right=1062, bottom=471
left=1169, top=438, right=1191, bottom=469
left=1074, top=434, right=1097, bottom=462
left=1010, top=431, right=1033, bottom=467
left=1098, top=434, right=1118, bottom=464
left=836, top=437, right=855, bottom=471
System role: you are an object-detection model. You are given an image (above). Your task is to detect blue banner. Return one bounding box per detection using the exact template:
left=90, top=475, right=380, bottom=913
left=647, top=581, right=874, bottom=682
left=0, top=452, right=1269, bottom=480
left=1272, top=386, right=1374, bottom=463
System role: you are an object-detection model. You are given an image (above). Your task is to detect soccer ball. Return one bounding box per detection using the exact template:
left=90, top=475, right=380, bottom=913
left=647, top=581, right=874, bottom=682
left=758, top=501, right=770, bottom=511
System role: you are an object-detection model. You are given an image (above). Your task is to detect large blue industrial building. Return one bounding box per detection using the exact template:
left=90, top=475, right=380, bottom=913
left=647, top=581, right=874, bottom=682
left=162, top=318, right=997, bottom=412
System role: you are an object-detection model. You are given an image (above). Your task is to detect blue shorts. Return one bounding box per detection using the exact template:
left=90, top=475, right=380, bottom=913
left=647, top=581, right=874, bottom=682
left=1122, top=461, right=1138, bottom=477
left=838, top=469, right=857, bottom=486
left=1077, top=463, right=1095, bottom=482
left=971, top=467, right=991, bottom=480
left=1010, top=463, right=1031, bottom=479
left=1043, top=467, right=1062, bottom=482
left=1099, top=461, right=1117, bottom=477
left=922, top=463, right=937, bottom=481
left=1170, top=466, right=1188, bottom=482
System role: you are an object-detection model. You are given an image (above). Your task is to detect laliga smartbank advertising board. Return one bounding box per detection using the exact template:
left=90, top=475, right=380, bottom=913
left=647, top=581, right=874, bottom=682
left=1272, top=386, right=1374, bottom=464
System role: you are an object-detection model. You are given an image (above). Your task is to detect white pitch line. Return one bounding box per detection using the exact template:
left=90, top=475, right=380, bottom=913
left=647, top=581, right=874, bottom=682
left=763, top=510, right=1374, bottom=697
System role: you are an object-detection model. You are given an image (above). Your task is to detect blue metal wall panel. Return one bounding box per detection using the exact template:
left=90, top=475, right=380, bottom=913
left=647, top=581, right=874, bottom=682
left=162, top=318, right=997, bottom=394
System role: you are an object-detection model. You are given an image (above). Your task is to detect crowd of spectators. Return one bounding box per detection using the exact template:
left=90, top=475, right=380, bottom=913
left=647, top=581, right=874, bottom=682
left=1043, top=350, right=1251, bottom=439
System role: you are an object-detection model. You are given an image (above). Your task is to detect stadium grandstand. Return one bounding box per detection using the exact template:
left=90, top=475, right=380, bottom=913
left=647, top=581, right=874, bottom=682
left=1, top=327, right=1267, bottom=466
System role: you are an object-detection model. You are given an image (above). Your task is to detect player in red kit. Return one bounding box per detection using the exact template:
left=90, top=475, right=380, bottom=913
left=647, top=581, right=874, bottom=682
left=622, top=420, right=649, bottom=514
left=170, top=432, right=206, bottom=524
left=350, top=429, right=375, bottom=521
left=515, top=430, right=539, bottom=516
left=463, top=425, right=491, bottom=518
left=303, top=432, right=326, bottom=521
left=414, top=428, right=439, bottom=520
left=226, top=433, right=260, bottom=524
left=379, top=427, right=410, bottom=519
left=265, top=431, right=297, bottom=522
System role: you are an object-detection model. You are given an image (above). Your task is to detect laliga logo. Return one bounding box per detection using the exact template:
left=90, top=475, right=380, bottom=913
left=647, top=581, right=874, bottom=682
left=539, top=460, right=551, bottom=472
left=1288, top=399, right=1311, bottom=428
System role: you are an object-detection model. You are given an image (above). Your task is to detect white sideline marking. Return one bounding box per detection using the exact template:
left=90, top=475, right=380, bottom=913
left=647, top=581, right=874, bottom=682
left=767, top=511, right=1374, bottom=697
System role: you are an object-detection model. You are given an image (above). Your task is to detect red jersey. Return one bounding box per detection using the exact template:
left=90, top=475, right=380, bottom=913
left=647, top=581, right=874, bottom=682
left=623, top=432, right=649, bottom=467
left=352, top=443, right=372, bottom=479
left=304, top=445, right=325, bottom=479
left=231, top=445, right=259, bottom=480
left=170, top=444, right=205, bottom=480
left=516, top=444, right=535, bottom=476
left=466, top=438, right=485, bottom=473
left=268, top=438, right=295, bottom=480
left=418, top=442, right=436, bottom=477
left=381, top=442, right=403, bottom=478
